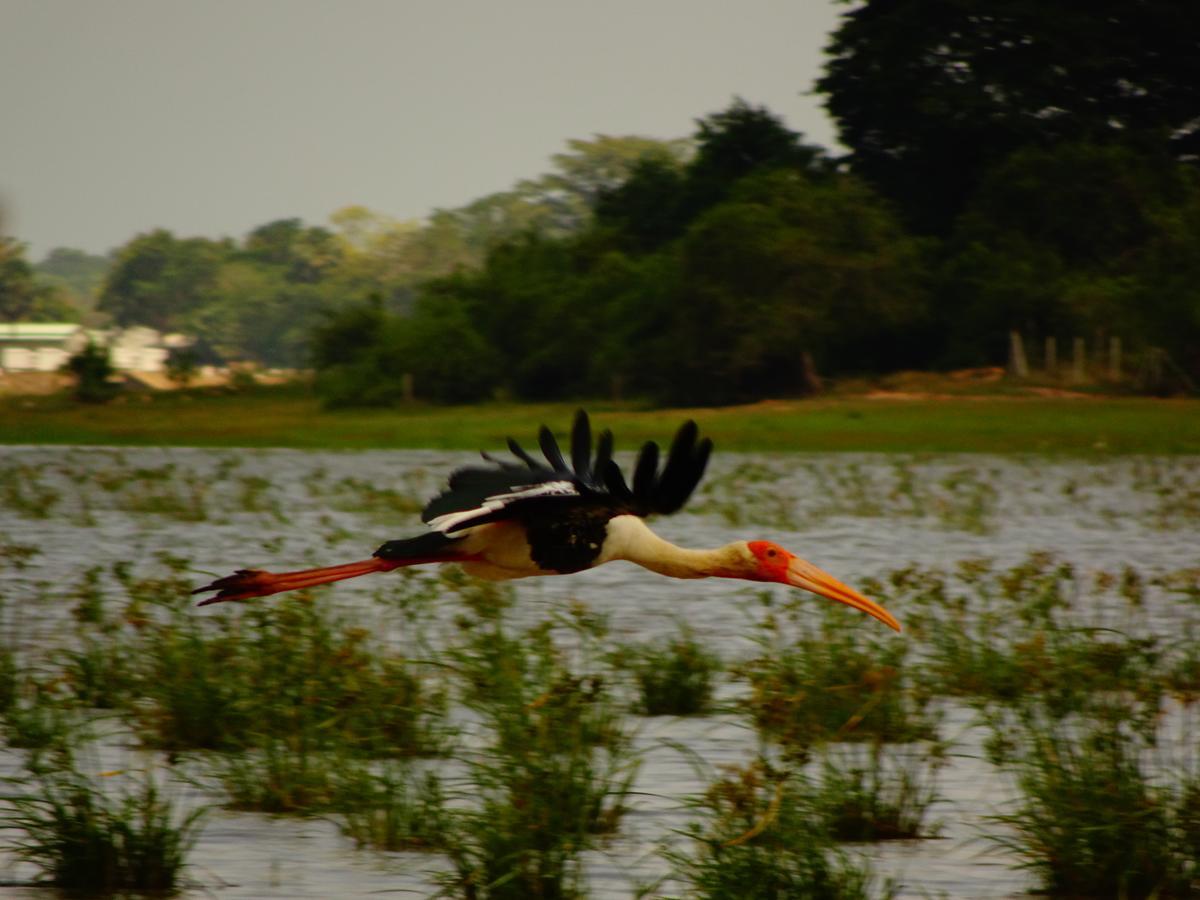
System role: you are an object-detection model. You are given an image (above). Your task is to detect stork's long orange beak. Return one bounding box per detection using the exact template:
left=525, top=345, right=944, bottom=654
left=785, top=557, right=901, bottom=632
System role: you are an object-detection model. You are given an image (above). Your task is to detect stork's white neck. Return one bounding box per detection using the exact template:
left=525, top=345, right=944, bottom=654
left=599, top=515, right=747, bottom=580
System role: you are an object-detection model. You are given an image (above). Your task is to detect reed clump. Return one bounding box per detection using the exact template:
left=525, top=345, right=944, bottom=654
left=664, top=759, right=891, bottom=900
left=738, top=593, right=937, bottom=749
left=3, top=754, right=205, bottom=894
left=988, top=707, right=1199, bottom=899
left=620, top=626, right=721, bottom=716
left=811, top=742, right=943, bottom=842
left=436, top=581, right=638, bottom=899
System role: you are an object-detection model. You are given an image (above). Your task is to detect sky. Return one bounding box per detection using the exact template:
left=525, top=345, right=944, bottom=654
left=1, top=0, right=846, bottom=261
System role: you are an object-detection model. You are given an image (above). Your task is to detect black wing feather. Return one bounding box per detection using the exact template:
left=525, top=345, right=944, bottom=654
left=419, top=410, right=711, bottom=533
left=570, top=410, right=592, bottom=480
left=593, top=429, right=614, bottom=480
left=538, top=425, right=568, bottom=474
left=632, top=441, right=659, bottom=499
left=506, top=438, right=540, bottom=469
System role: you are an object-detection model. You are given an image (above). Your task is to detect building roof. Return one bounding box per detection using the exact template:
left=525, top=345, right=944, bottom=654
left=0, top=323, right=85, bottom=341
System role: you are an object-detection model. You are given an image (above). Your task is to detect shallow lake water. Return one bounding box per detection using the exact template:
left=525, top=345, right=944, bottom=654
left=0, top=445, right=1197, bottom=898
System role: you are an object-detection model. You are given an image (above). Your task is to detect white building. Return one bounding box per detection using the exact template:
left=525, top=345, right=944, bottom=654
left=0, top=323, right=187, bottom=373
left=0, top=323, right=89, bottom=371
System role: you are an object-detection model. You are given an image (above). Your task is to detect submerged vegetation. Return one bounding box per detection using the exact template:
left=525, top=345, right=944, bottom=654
left=0, top=445, right=1197, bottom=896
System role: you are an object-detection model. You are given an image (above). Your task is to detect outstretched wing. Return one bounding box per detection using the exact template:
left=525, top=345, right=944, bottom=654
left=420, top=410, right=712, bottom=534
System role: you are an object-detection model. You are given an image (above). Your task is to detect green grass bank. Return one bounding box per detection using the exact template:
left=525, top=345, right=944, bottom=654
left=2, top=387, right=1198, bottom=454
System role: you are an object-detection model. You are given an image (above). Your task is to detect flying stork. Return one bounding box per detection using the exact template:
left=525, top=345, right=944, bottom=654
left=192, top=411, right=900, bottom=632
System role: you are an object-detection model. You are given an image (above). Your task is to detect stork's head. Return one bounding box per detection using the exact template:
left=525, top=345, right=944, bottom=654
left=739, top=540, right=901, bottom=632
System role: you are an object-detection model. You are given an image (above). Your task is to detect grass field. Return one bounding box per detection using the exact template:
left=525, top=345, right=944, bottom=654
left=2, top=385, right=1199, bottom=453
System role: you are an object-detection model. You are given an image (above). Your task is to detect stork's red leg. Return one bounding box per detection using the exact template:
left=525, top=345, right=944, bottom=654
left=194, top=532, right=469, bottom=607
left=192, top=558, right=402, bottom=606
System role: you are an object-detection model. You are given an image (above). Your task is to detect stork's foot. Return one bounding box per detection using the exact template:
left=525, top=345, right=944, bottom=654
left=192, top=569, right=279, bottom=605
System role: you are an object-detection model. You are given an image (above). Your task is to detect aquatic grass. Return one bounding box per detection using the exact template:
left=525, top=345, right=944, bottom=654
left=324, top=474, right=424, bottom=517
left=0, top=536, right=40, bottom=569
left=663, top=759, right=891, bottom=900
left=620, top=626, right=721, bottom=716
left=0, top=462, right=61, bottom=518
left=694, top=456, right=1001, bottom=534
left=3, top=758, right=205, bottom=894
left=0, top=644, right=18, bottom=713
left=59, top=638, right=135, bottom=710
left=436, top=583, right=638, bottom=899
left=213, top=738, right=378, bottom=815
left=887, top=554, right=1180, bottom=716
left=234, top=474, right=281, bottom=516
left=339, top=763, right=449, bottom=851
left=738, top=593, right=937, bottom=750
left=2, top=697, right=82, bottom=752
left=1130, top=456, right=1200, bottom=528
left=118, top=472, right=210, bottom=521
left=77, top=562, right=450, bottom=756
left=988, top=709, right=1199, bottom=899
left=811, top=742, right=943, bottom=842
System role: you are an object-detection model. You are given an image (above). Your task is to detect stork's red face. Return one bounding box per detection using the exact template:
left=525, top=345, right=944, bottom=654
left=747, top=541, right=901, bottom=632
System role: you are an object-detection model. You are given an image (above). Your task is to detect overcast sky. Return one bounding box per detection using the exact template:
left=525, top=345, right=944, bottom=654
left=1, top=0, right=846, bottom=261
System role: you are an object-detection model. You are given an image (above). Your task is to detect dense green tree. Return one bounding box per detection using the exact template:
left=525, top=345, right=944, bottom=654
left=597, top=100, right=830, bottom=252
left=34, top=247, right=111, bottom=316
left=651, top=170, right=930, bottom=403
left=241, top=218, right=343, bottom=283
left=183, top=261, right=329, bottom=366
left=940, top=142, right=1200, bottom=372
left=594, top=156, right=690, bottom=253
left=0, top=238, right=76, bottom=321
left=99, top=230, right=229, bottom=330
left=684, top=99, right=831, bottom=214
left=311, top=295, right=499, bottom=406
left=817, top=0, right=1200, bottom=234
left=520, top=134, right=692, bottom=233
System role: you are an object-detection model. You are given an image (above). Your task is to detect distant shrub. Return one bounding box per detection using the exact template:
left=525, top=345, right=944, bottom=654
left=63, top=341, right=117, bottom=403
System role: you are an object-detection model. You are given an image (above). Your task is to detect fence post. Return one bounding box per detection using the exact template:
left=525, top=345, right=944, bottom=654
left=1044, top=336, right=1057, bottom=377
left=1008, top=330, right=1029, bottom=378
left=402, top=372, right=414, bottom=403
left=1072, top=337, right=1086, bottom=383
left=1108, top=336, right=1122, bottom=381
left=800, top=351, right=823, bottom=394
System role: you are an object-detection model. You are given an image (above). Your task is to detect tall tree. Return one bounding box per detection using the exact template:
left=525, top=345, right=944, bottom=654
left=519, top=134, right=692, bottom=233
left=817, top=0, right=1200, bottom=233
left=596, top=100, right=830, bottom=252
left=0, top=238, right=76, bottom=321
left=99, top=230, right=229, bottom=330
left=940, top=142, right=1200, bottom=371
left=242, top=218, right=343, bottom=283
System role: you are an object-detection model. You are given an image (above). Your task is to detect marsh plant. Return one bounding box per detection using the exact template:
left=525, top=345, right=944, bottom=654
left=95, top=570, right=447, bottom=756
left=621, top=626, right=722, bottom=716
left=889, top=554, right=1188, bottom=716
left=437, top=581, right=638, bottom=899
left=811, top=742, right=943, bottom=842
left=3, top=755, right=205, bottom=894
left=339, top=763, right=449, bottom=852
left=213, top=737, right=378, bottom=815
left=0, top=462, right=61, bottom=519
left=664, top=759, right=891, bottom=900
left=988, top=707, right=1199, bottom=899
left=739, top=593, right=937, bottom=750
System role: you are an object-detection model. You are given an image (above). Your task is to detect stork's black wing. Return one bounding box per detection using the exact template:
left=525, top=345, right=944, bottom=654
left=419, top=410, right=712, bottom=534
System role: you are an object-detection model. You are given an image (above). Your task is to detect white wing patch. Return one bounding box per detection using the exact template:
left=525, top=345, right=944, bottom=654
left=428, top=480, right=580, bottom=534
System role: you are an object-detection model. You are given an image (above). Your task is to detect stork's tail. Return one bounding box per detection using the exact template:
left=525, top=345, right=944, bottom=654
left=194, top=532, right=464, bottom=606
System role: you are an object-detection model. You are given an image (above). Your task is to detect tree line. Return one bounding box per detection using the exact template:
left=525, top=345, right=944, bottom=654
left=4, top=0, right=1197, bottom=404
